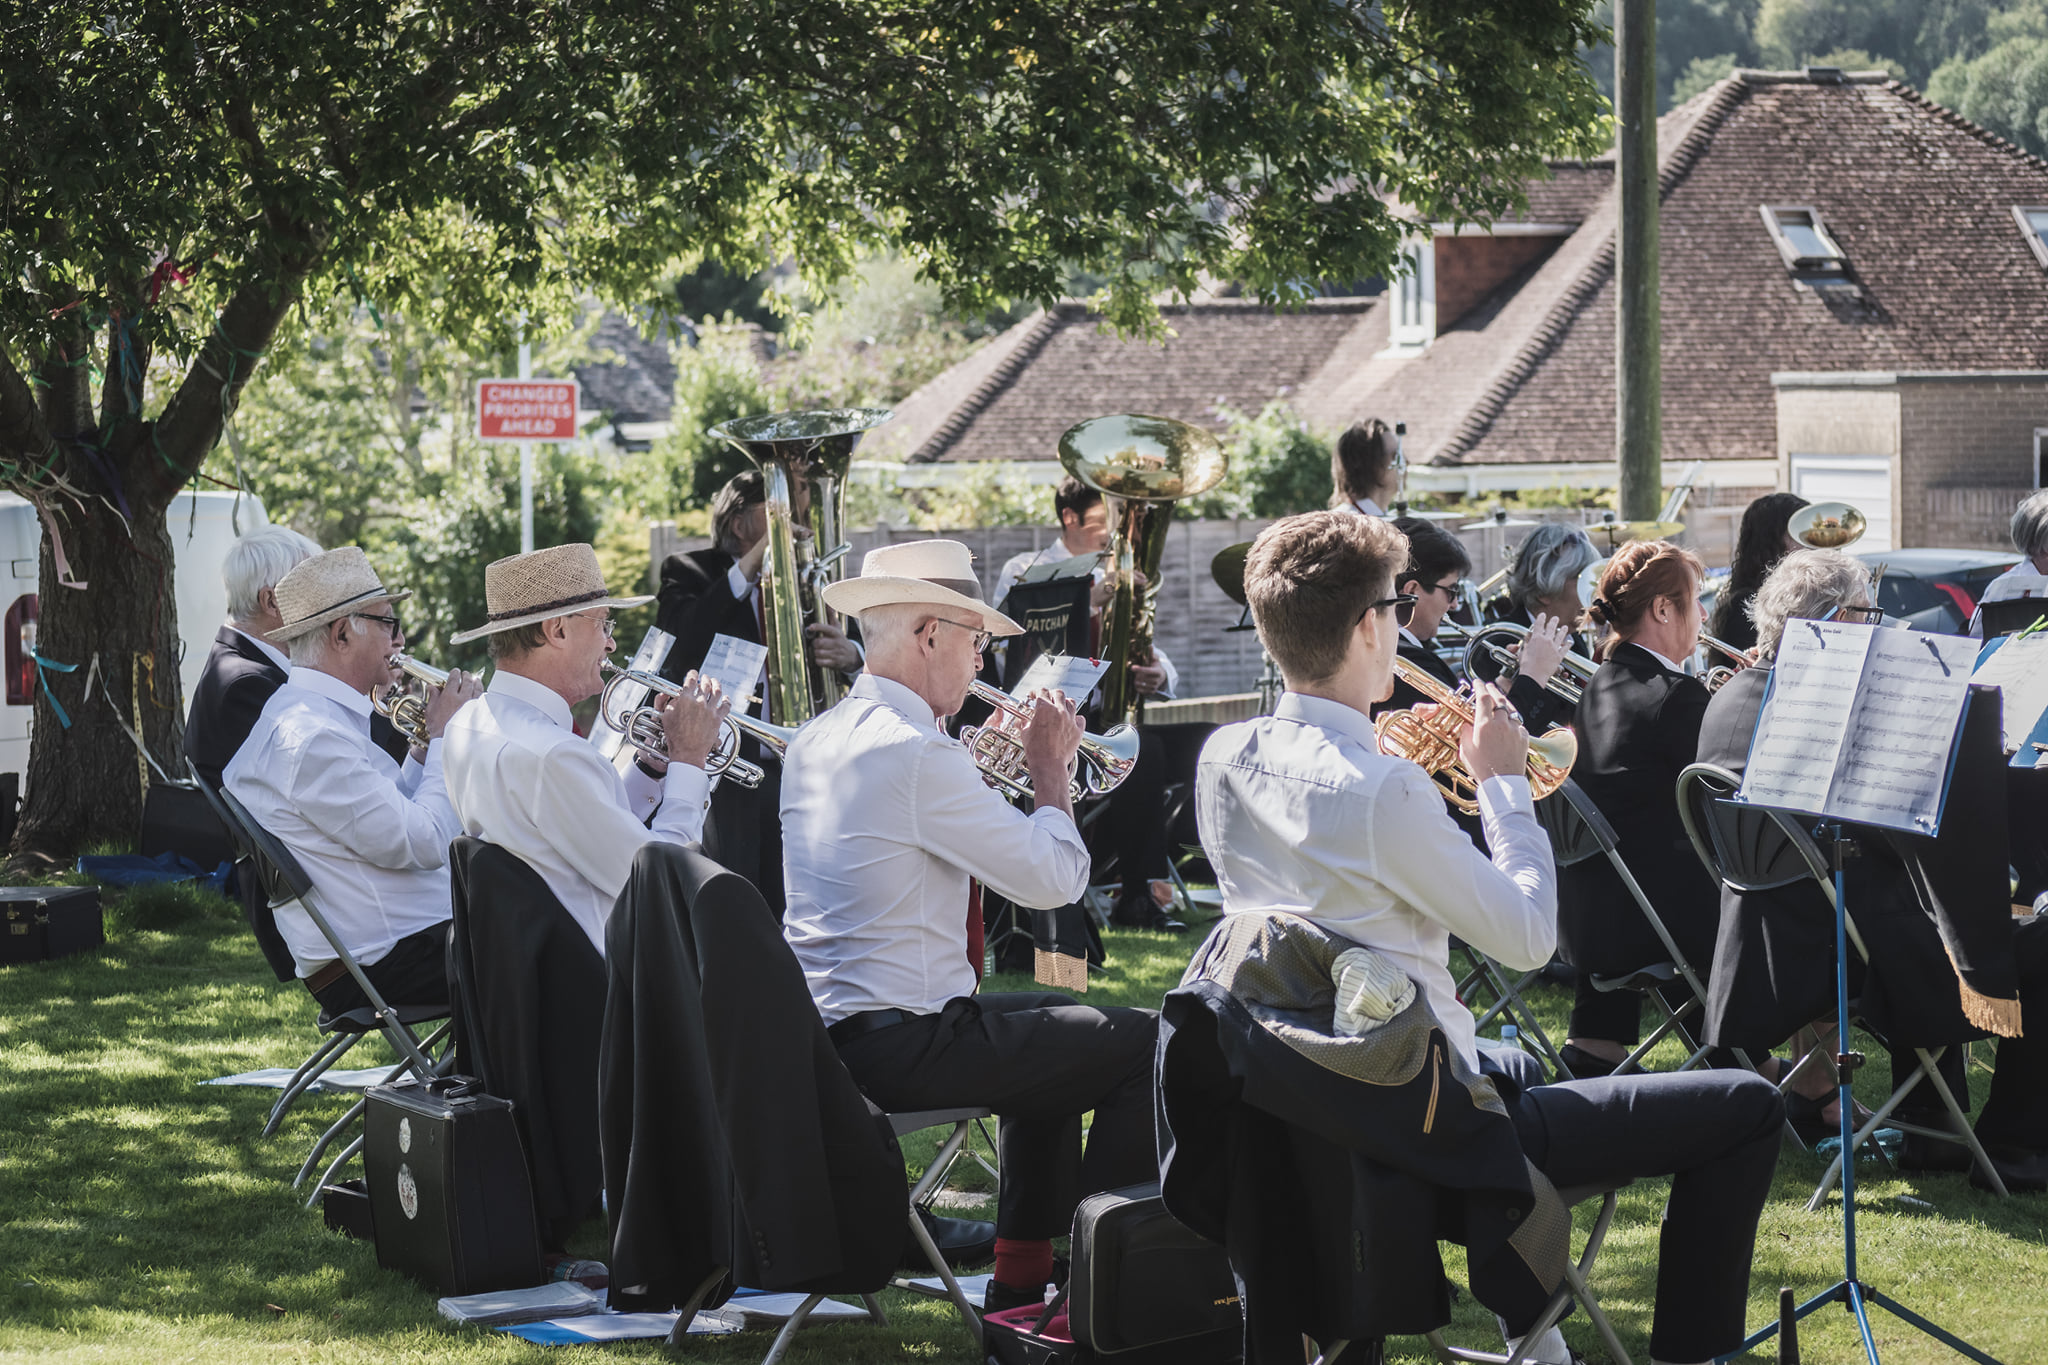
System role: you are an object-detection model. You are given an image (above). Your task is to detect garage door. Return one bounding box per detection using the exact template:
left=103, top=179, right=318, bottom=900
left=1789, top=454, right=1892, bottom=551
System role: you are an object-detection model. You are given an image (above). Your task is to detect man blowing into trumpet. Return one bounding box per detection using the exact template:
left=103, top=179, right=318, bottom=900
left=441, top=543, right=728, bottom=956
left=1197, top=511, right=1782, bottom=1365
left=780, top=539, right=1160, bottom=1315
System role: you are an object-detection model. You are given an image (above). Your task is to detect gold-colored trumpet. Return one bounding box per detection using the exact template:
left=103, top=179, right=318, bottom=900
left=959, top=680, right=1140, bottom=803
left=1374, top=658, right=1576, bottom=814
left=375, top=654, right=452, bottom=749
left=1461, top=622, right=1598, bottom=707
left=1697, top=633, right=1753, bottom=692
left=597, top=662, right=801, bottom=787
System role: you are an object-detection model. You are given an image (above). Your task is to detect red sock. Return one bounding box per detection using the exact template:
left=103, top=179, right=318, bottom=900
left=992, top=1236, right=1054, bottom=1290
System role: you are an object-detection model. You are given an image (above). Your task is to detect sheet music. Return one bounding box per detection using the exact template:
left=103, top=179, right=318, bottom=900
left=1971, top=632, right=2048, bottom=756
left=1010, top=652, right=1109, bottom=703
left=1740, top=620, right=1873, bottom=816
left=1830, top=629, right=1976, bottom=832
left=698, top=633, right=769, bottom=712
left=591, top=627, right=676, bottom=761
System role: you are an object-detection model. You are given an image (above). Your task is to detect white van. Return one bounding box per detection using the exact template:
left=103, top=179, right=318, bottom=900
left=0, top=491, right=272, bottom=788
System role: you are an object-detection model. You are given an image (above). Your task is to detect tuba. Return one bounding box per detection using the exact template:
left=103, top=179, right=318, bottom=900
left=1058, top=414, right=1229, bottom=726
left=958, top=680, right=1140, bottom=803
left=597, top=661, right=802, bottom=787
left=1374, top=657, right=1576, bottom=814
left=1462, top=622, right=1599, bottom=706
left=1788, top=501, right=1866, bottom=549
left=708, top=408, right=893, bottom=723
left=375, top=654, right=451, bottom=749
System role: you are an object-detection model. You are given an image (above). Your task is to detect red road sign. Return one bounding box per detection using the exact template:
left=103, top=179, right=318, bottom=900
left=476, top=379, right=579, bottom=441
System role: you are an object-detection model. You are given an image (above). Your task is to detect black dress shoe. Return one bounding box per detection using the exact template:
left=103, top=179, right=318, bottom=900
left=1557, top=1043, right=1618, bottom=1080
left=1969, top=1145, right=2048, bottom=1194
left=1109, top=899, right=1187, bottom=933
left=1896, top=1130, right=1974, bottom=1174
left=903, top=1207, right=996, bottom=1270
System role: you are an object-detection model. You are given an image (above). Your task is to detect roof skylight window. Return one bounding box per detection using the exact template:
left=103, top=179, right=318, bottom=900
left=2014, top=206, right=2048, bottom=269
left=1759, top=205, right=1848, bottom=271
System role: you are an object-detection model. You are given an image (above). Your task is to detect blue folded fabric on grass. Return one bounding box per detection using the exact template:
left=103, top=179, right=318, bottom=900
left=77, top=851, right=231, bottom=895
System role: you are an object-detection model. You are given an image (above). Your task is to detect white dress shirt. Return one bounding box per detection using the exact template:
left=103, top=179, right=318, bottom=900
left=231, top=625, right=292, bottom=672
left=781, top=672, right=1091, bottom=1024
left=224, top=667, right=461, bottom=978
left=1969, top=560, right=2048, bottom=636
left=441, top=669, right=709, bottom=955
left=1196, top=690, right=1557, bottom=1069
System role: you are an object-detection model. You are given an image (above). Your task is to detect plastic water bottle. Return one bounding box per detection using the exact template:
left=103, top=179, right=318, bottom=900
left=1500, top=1023, right=1520, bottom=1050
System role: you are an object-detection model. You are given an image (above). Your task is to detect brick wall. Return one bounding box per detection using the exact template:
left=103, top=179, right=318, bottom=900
left=1899, top=378, right=2047, bottom=546
left=1922, top=486, right=2036, bottom=551
left=1433, top=234, right=1562, bottom=331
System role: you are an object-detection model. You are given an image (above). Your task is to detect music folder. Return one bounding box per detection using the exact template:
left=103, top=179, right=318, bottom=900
left=1737, top=619, right=1979, bottom=834
left=1972, top=629, right=2048, bottom=768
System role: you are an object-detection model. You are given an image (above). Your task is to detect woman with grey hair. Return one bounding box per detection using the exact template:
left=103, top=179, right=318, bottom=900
left=1473, top=521, right=1595, bottom=729
left=1745, top=548, right=1877, bottom=660
left=1969, top=487, right=2048, bottom=636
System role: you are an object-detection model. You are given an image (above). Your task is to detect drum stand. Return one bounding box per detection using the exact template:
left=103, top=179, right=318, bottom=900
left=1725, top=824, right=2001, bottom=1365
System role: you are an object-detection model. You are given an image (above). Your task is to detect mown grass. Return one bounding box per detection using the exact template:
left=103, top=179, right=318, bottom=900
left=1, top=885, right=2044, bottom=1363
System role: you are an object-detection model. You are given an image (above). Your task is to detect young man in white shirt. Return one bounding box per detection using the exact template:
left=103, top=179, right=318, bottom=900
left=226, top=547, right=483, bottom=1016
left=1197, top=510, right=1783, bottom=1365
left=441, top=543, right=728, bottom=956
left=781, top=538, right=1159, bottom=1314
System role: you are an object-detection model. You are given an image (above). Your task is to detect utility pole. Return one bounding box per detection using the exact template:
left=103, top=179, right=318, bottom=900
left=1615, top=0, right=1662, bottom=521
left=517, top=335, right=534, bottom=554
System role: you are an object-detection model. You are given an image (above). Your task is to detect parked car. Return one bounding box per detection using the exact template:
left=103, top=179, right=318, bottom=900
left=1857, top=549, right=2021, bottom=634
left=0, top=491, right=272, bottom=790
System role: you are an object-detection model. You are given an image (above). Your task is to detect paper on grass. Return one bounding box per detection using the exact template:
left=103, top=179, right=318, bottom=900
left=1741, top=620, right=1977, bottom=833
left=438, top=1281, right=603, bottom=1325
left=704, top=1294, right=871, bottom=1327
left=202, top=1065, right=399, bottom=1092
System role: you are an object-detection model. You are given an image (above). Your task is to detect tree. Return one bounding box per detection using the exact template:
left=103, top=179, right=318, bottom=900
left=1928, top=7, right=2048, bottom=158
left=0, top=0, right=1608, bottom=857
left=1754, top=0, right=2000, bottom=88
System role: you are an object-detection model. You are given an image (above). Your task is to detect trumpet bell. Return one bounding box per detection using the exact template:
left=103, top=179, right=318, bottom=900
left=1789, top=501, right=1866, bottom=550
left=1058, top=414, right=1230, bottom=504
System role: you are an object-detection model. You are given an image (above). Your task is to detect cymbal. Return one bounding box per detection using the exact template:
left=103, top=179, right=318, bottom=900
left=1479, top=510, right=1540, bottom=529
left=1587, top=518, right=1686, bottom=544
left=1211, top=541, right=1253, bottom=606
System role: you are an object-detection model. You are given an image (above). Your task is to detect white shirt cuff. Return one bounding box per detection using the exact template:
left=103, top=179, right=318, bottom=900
left=726, top=561, right=754, bottom=600
left=663, top=759, right=711, bottom=816
left=1476, top=773, right=1534, bottom=821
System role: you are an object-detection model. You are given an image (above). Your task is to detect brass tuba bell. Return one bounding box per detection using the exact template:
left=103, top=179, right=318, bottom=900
left=1057, top=414, right=1229, bottom=726
left=1788, top=501, right=1867, bottom=550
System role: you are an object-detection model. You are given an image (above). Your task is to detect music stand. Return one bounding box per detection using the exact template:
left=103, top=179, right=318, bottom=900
left=1722, top=624, right=2001, bottom=1365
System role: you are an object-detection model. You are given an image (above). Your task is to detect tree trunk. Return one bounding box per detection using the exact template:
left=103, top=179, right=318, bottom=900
left=13, top=494, right=184, bottom=859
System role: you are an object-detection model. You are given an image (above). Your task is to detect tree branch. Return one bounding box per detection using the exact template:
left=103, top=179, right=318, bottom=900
left=0, top=344, right=59, bottom=495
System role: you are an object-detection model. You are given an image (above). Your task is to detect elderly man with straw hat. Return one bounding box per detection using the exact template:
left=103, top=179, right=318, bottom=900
left=780, top=538, right=1160, bottom=1315
left=441, top=543, right=728, bottom=955
left=225, top=548, right=484, bottom=1015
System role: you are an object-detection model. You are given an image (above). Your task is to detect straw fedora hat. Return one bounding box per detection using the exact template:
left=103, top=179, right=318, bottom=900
left=450, top=543, right=654, bottom=644
left=818, top=539, right=1022, bottom=636
left=265, top=547, right=412, bottom=643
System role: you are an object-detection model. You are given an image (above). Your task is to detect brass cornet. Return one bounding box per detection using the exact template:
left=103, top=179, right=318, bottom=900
left=1697, top=633, right=1753, bottom=693
left=959, top=680, right=1140, bottom=803
left=1461, top=622, right=1599, bottom=707
left=1374, top=658, right=1577, bottom=814
left=597, top=662, right=800, bottom=788
left=375, top=654, right=451, bottom=749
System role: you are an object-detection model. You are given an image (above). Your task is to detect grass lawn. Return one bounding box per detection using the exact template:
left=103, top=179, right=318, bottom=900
left=2, top=881, right=2045, bottom=1363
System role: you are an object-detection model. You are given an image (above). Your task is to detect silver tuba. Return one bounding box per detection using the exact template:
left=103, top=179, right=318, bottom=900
left=707, top=408, right=893, bottom=724
left=959, top=680, right=1140, bottom=803
left=375, top=654, right=451, bottom=749
left=597, top=661, right=801, bottom=787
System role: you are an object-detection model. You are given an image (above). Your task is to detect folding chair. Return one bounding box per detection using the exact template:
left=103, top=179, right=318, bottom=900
left=887, top=1107, right=999, bottom=1348
left=1537, top=780, right=1714, bottom=1076
left=1305, top=1180, right=1637, bottom=1365
left=215, top=786, right=452, bottom=1203
left=1674, top=763, right=2008, bottom=1204
left=1453, top=939, right=1572, bottom=1078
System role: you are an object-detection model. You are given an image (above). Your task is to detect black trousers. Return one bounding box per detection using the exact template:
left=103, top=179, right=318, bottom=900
left=703, top=749, right=785, bottom=915
left=1098, top=723, right=1207, bottom=904
left=1470, top=1049, right=1783, bottom=1363
left=833, top=992, right=1159, bottom=1241
left=309, top=922, right=450, bottom=1017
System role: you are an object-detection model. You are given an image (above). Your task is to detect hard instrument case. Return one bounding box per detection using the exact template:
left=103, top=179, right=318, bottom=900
left=0, top=885, right=103, bottom=966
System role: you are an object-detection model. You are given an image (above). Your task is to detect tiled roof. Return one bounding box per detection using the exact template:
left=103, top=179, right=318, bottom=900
left=1510, top=161, right=1613, bottom=225
left=903, top=299, right=1374, bottom=463
left=573, top=312, right=683, bottom=423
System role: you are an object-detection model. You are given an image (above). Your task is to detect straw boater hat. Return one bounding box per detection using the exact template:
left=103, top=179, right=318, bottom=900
left=449, top=543, right=654, bottom=645
left=265, top=547, right=412, bottom=643
left=818, top=539, right=1022, bottom=636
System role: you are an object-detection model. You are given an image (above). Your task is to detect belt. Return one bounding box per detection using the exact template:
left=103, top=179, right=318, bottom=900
left=826, top=1007, right=918, bottom=1047
left=304, top=959, right=348, bottom=995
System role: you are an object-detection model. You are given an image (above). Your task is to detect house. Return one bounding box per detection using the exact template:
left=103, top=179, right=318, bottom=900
left=885, top=70, right=2048, bottom=552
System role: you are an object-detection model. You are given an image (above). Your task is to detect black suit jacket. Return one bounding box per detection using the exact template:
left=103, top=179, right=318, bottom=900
left=655, top=547, right=759, bottom=686
left=600, top=842, right=904, bottom=1311
left=1697, top=667, right=2010, bottom=1049
left=1559, top=642, right=1719, bottom=977
left=185, top=628, right=288, bottom=791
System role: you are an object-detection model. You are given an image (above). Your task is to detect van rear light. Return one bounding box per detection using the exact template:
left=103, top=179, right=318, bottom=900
left=1933, top=582, right=1976, bottom=625
left=5, top=594, right=37, bottom=705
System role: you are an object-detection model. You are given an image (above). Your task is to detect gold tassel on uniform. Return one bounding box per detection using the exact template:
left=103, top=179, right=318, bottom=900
left=1949, top=945, right=2023, bottom=1038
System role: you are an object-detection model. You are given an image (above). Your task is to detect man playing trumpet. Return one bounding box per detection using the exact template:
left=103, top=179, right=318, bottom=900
left=225, top=548, right=482, bottom=1016
left=442, top=543, right=728, bottom=956
left=1197, top=512, right=1781, bottom=1365
left=781, top=539, right=1159, bottom=1314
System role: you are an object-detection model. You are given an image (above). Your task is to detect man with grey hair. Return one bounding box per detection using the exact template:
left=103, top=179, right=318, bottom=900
left=1699, top=548, right=2048, bottom=1192
left=1970, top=486, right=2048, bottom=636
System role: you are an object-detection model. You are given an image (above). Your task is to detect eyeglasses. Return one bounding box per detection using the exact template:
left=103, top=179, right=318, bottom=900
left=353, top=613, right=402, bottom=637
left=1421, top=578, right=1463, bottom=599
left=568, top=610, right=616, bottom=638
left=1358, top=593, right=1419, bottom=629
left=929, top=618, right=993, bottom=654
left=1822, top=603, right=1885, bottom=626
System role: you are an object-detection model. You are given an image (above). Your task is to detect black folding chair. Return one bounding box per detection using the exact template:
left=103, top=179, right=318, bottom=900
left=214, top=786, right=452, bottom=1203
left=1675, top=762, right=2008, bottom=1203
left=1535, top=780, right=1714, bottom=1076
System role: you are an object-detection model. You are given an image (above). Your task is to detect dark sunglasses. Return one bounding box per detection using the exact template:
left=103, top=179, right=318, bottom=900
left=1359, top=593, right=1418, bottom=629
left=1821, top=603, right=1885, bottom=626
left=353, top=612, right=402, bottom=637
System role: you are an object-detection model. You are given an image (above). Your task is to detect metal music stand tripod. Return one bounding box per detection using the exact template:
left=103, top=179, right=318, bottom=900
left=1723, top=816, right=2001, bottom=1365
